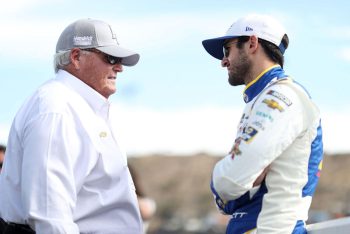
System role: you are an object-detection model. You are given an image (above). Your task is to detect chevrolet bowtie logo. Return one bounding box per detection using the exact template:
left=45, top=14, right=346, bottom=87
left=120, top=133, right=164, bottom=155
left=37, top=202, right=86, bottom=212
left=262, top=99, right=284, bottom=112
left=99, top=132, right=107, bottom=138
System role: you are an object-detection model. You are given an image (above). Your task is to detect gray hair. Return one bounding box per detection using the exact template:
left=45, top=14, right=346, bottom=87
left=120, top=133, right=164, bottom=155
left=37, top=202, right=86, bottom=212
left=53, top=49, right=92, bottom=73
left=53, top=50, right=72, bottom=73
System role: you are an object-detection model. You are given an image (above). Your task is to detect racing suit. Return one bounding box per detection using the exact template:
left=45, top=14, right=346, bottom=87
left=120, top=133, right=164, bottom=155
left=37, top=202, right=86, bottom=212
left=211, top=65, right=323, bottom=233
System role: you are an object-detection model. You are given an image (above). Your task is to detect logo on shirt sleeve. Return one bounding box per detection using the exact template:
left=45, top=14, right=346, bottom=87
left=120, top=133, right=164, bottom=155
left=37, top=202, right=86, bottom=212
left=317, top=160, right=323, bottom=177
left=229, top=138, right=242, bottom=159
left=241, top=126, right=258, bottom=143
left=262, top=99, right=284, bottom=112
left=267, top=90, right=292, bottom=106
left=229, top=126, right=259, bottom=159
left=256, top=111, right=274, bottom=122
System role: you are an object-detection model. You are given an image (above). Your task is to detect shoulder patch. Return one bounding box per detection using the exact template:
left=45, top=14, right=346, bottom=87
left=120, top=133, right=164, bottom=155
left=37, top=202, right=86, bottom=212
left=262, top=99, right=284, bottom=112
left=241, top=126, right=258, bottom=143
left=267, top=90, right=292, bottom=106
left=229, top=138, right=242, bottom=159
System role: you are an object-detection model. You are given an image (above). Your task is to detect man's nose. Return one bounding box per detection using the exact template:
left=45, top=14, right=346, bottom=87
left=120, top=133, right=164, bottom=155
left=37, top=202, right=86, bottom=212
left=113, top=63, right=123, bottom=72
left=221, top=57, right=229, bottom=67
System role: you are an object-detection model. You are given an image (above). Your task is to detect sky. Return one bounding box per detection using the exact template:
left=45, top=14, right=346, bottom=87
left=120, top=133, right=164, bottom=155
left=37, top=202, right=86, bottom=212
left=0, top=0, right=349, bottom=155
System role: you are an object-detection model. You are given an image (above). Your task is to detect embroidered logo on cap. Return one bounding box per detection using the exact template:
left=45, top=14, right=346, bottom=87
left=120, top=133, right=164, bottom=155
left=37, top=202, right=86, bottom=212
left=73, top=36, right=93, bottom=46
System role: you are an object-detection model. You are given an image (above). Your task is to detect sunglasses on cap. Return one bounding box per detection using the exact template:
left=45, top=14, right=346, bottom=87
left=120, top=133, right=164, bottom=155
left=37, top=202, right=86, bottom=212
left=81, top=48, right=123, bottom=65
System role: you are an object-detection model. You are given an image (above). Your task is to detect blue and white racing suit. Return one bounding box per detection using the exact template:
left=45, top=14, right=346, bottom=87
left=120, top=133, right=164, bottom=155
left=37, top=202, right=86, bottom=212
left=211, top=65, right=323, bottom=234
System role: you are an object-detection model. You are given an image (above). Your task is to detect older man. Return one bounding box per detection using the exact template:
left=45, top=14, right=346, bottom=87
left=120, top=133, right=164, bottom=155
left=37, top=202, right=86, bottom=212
left=0, top=19, right=143, bottom=234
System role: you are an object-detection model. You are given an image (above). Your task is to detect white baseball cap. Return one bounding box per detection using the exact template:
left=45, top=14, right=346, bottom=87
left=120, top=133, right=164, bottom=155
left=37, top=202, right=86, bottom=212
left=56, top=18, right=140, bottom=66
left=202, top=14, right=287, bottom=60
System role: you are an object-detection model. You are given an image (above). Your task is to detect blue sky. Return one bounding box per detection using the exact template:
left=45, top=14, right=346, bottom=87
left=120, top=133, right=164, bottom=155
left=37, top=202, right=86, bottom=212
left=0, top=0, right=349, bottom=155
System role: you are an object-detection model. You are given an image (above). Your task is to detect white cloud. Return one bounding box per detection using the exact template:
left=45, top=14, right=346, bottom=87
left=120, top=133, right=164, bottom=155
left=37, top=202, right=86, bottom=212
left=0, top=0, right=41, bottom=14
left=112, top=105, right=241, bottom=155
left=0, top=10, right=297, bottom=60
left=322, top=110, right=350, bottom=154
left=0, top=13, right=232, bottom=60
left=338, top=47, right=350, bottom=63
left=0, top=123, right=10, bottom=145
left=326, top=26, right=350, bottom=40
left=113, top=12, right=293, bottom=53
left=1, top=107, right=349, bottom=155
left=0, top=21, right=56, bottom=59
left=0, top=1, right=60, bottom=58
left=111, top=13, right=229, bottom=49
left=112, top=106, right=350, bottom=155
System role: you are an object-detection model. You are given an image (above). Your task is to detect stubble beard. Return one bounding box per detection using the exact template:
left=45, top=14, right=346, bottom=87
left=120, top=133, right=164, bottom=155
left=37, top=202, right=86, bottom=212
left=228, top=49, right=252, bottom=86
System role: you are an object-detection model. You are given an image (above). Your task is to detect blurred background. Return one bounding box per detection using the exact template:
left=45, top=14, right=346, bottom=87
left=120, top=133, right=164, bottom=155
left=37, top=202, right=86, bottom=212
left=128, top=153, right=350, bottom=233
left=0, top=0, right=349, bottom=233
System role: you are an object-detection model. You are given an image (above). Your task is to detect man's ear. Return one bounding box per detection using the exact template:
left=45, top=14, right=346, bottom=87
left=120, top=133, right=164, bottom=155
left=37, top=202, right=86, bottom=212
left=249, top=35, right=259, bottom=53
left=70, top=48, right=81, bottom=70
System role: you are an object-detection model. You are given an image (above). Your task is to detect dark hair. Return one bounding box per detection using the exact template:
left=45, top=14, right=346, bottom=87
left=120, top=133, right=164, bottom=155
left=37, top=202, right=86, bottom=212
left=0, top=144, right=6, bottom=153
left=236, top=36, right=250, bottom=49
left=236, top=35, right=289, bottom=68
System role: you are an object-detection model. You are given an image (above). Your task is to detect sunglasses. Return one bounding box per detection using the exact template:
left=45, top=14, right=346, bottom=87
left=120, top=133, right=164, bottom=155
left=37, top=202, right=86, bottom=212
left=223, top=41, right=239, bottom=58
left=81, top=48, right=123, bottom=65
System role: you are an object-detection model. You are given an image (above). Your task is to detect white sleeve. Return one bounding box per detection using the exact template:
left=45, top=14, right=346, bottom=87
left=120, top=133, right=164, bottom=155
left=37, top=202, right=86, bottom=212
left=212, top=85, right=304, bottom=202
left=21, top=113, right=80, bottom=233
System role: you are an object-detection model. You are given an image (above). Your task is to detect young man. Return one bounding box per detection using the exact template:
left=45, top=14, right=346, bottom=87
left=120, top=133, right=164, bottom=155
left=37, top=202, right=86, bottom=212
left=202, top=14, right=323, bottom=233
left=0, top=19, right=143, bottom=234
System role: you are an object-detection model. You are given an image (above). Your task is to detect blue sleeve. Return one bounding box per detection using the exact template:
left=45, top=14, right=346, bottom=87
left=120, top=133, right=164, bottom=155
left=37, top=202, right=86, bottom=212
left=210, top=179, right=253, bottom=215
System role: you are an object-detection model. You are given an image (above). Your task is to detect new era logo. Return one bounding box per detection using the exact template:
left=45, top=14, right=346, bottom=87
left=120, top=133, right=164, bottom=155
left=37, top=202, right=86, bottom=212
left=245, top=26, right=253, bottom=31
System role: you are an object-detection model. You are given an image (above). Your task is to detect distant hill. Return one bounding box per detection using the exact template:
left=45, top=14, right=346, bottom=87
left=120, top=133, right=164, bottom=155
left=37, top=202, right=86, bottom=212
left=128, top=153, right=350, bottom=233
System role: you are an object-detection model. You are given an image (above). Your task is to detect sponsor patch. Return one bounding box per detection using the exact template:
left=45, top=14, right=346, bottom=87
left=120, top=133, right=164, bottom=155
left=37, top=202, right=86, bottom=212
left=267, top=90, right=292, bottom=106
left=251, top=121, right=265, bottom=130
left=239, top=113, right=248, bottom=124
left=243, top=93, right=249, bottom=103
left=262, top=99, right=284, bottom=112
left=256, top=111, right=274, bottom=122
left=74, top=36, right=93, bottom=46
left=232, top=212, right=248, bottom=218
left=241, top=126, right=258, bottom=143
left=239, top=121, right=249, bottom=133
left=99, top=131, right=107, bottom=138
left=230, top=138, right=242, bottom=159
left=317, top=160, right=323, bottom=177
left=318, top=160, right=323, bottom=170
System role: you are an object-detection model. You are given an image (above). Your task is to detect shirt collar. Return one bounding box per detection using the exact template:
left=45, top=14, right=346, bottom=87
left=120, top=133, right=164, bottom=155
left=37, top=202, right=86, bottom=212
left=56, top=70, right=110, bottom=119
left=243, top=65, right=287, bottom=103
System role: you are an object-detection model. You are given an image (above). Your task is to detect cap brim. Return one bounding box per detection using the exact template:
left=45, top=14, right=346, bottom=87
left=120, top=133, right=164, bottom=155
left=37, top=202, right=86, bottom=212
left=97, top=46, right=140, bottom=66
left=202, top=36, right=239, bottom=60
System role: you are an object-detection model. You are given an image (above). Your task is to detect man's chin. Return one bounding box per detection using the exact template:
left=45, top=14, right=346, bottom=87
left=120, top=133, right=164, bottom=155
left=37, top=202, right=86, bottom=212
left=228, top=76, right=244, bottom=86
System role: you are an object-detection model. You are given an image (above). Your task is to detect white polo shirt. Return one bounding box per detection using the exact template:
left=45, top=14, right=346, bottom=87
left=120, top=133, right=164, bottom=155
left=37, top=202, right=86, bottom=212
left=0, top=70, right=143, bottom=234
